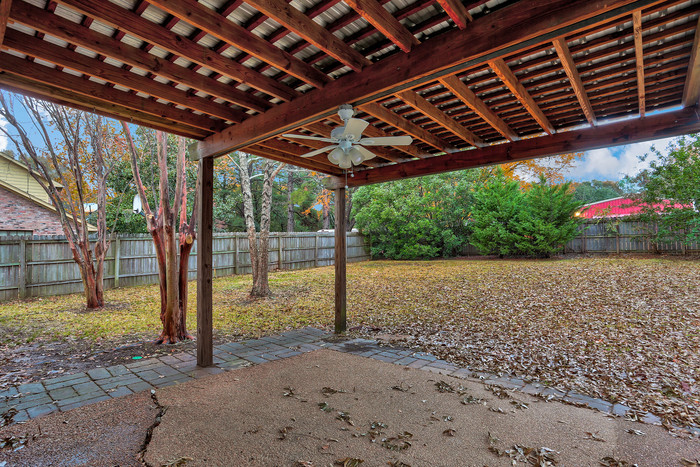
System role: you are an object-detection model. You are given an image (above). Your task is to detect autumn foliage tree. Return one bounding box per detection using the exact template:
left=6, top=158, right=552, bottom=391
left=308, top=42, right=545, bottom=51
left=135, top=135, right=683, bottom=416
left=0, top=93, right=121, bottom=308
left=122, top=124, right=198, bottom=343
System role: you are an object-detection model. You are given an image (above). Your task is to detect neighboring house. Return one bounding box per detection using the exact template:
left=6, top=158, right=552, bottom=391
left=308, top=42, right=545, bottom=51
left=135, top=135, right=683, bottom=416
left=575, top=196, right=688, bottom=219
left=0, top=151, right=95, bottom=236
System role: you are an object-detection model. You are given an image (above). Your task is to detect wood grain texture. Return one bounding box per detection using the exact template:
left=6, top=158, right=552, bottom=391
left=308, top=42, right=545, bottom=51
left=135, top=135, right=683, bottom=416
left=9, top=1, right=269, bottom=113
left=436, top=0, right=471, bottom=29
left=200, top=0, right=649, bottom=157
left=197, top=157, right=214, bottom=367
left=439, top=75, right=518, bottom=141
left=343, top=0, right=419, bottom=52
left=360, top=102, right=455, bottom=152
left=682, top=16, right=700, bottom=107
left=397, top=89, right=485, bottom=147
left=325, top=107, right=700, bottom=188
left=244, top=0, right=371, bottom=72
left=489, top=58, right=555, bottom=134
left=633, top=10, right=646, bottom=117
left=0, top=0, right=11, bottom=49
left=334, top=187, right=346, bottom=334
left=54, top=0, right=298, bottom=102
left=146, top=0, right=329, bottom=89
left=553, top=37, right=597, bottom=125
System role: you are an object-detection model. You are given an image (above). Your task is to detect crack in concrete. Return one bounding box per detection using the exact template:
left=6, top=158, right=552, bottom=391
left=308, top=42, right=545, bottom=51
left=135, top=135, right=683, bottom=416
left=139, top=389, right=167, bottom=467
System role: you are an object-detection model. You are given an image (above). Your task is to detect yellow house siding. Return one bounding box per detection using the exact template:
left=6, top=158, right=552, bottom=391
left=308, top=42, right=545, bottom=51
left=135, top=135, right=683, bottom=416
left=0, top=157, right=51, bottom=204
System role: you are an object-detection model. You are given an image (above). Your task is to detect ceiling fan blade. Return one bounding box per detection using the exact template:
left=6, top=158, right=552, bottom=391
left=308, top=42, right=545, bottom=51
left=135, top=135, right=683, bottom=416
left=282, top=134, right=334, bottom=143
left=339, top=118, right=370, bottom=140
left=299, top=145, right=337, bottom=158
left=354, top=145, right=377, bottom=161
left=358, top=135, right=412, bottom=146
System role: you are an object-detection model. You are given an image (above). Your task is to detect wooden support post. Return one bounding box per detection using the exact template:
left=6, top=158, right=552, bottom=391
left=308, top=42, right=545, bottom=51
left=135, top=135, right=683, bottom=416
left=113, top=236, right=121, bottom=288
left=18, top=238, right=26, bottom=299
left=334, top=187, right=347, bottom=334
left=615, top=225, right=620, bottom=254
left=197, top=156, right=214, bottom=367
left=233, top=235, right=239, bottom=275
left=314, top=234, right=319, bottom=268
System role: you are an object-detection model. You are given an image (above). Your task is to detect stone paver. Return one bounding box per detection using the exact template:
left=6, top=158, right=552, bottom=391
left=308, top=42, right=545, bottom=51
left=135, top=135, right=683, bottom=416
left=1, top=326, right=695, bottom=436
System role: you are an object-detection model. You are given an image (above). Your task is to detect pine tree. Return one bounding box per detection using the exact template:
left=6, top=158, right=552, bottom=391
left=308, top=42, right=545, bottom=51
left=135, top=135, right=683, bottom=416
left=515, top=175, right=582, bottom=257
left=469, top=169, right=524, bottom=256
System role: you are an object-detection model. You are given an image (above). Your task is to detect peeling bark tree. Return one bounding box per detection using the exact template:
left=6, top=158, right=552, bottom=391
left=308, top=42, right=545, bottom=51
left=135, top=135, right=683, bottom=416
left=122, top=124, right=198, bottom=343
left=238, top=152, right=285, bottom=298
left=0, top=93, right=116, bottom=308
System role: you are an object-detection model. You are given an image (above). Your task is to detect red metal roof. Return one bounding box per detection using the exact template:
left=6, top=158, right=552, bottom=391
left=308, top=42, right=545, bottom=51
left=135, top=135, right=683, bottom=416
left=576, top=197, right=688, bottom=218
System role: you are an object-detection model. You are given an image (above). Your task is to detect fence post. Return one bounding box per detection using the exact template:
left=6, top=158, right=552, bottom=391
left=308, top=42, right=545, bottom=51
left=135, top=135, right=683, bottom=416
left=615, top=224, right=620, bottom=254
left=582, top=224, right=587, bottom=253
left=114, top=236, right=121, bottom=288
left=18, top=239, right=27, bottom=299
left=278, top=233, right=284, bottom=270
left=234, top=235, right=239, bottom=275
left=314, top=234, right=319, bottom=268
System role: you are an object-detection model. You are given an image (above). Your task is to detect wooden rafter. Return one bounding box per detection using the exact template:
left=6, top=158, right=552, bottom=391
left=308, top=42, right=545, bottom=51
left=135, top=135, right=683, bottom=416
left=396, top=89, right=485, bottom=147
left=0, top=71, right=211, bottom=139
left=682, top=16, right=700, bottom=107
left=360, top=102, right=455, bottom=152
left=0, top=0, right=10, bottom=48
left=436, top=0, right=472, bottom=29
left=2, top=29, right=246, bottom=123
left=243, top=0, right=371, bottom=73
left=326, top=107, right=700, bottom=188
left=54, top=0, right=298, bottom=102
left=146, top=0, right=329, bottom=89
left=0, top=53, right=223, bottom=133
left=9, top=1, right=269, bottom=113
left=553, top=38, right=597, bottom=126
left=343, top=0, right=419, bottom=52
left=439, top=75, right=519, bottom=141
left=257, top=139, right=344, bottom=173
left=198, top=0, right=654, bottom=157
left=488, top=58, right=555, bottom=134
left=633, top=10, right=646, bottom=117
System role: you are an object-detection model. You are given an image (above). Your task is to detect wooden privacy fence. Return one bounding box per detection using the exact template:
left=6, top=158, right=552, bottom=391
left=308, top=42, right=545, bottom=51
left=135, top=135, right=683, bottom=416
left=565, top=220, right=700, bottom=254
left=0, top=232, right=370, bottom=302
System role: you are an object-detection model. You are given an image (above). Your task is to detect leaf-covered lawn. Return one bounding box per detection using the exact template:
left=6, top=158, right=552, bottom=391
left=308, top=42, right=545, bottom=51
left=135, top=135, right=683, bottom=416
left=0, top=257, right=698, bottom=428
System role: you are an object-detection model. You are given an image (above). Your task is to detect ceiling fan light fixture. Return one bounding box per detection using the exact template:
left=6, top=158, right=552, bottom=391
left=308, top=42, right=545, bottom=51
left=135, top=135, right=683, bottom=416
left=348, top=147, right=364, bottom=166
left=338, top=152, right=353, bottom=169
left=328, top=147, right=344, bottom=164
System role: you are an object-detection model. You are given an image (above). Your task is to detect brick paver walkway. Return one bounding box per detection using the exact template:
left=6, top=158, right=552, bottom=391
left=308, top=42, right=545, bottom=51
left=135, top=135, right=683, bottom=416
left=0, top=327, right=687, bottom=433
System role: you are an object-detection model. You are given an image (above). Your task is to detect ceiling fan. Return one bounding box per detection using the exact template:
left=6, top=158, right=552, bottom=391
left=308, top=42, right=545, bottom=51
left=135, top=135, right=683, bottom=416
left=282, top=104, right=413, bottom=169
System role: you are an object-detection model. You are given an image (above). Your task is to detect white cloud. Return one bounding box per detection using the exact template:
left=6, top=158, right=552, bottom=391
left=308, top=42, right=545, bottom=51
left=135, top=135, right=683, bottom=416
left=564, top=137, right=676, bottom=181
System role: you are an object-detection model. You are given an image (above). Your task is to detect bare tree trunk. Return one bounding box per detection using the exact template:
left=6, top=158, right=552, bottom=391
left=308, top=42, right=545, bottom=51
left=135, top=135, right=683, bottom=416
left=345, top=187, right=356, bottom=232
left=287, top=170, right=295, bottom=232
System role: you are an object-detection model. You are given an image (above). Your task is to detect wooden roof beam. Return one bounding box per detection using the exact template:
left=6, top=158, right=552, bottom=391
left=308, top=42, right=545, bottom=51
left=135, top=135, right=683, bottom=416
left=9, top=1, right=269, bottom=113
left=326, top=106, right=700, bottom=188
left=0, top=71, right=211, bottom=139
left=198, top=0, right=662, bottom=157
left=249, top=144, right=342, bottom=174
left=54, top=0, right=298, bottom=102
left=146, top=0, right=329, bottom=89
left=2, top=29, right=246, bottom=123
left=436, top=0, right=472, bottom=30
left=489, top=58, right=555, bottom=134
left=360, top=101, right=455, bottom=152
left=552, top=38, right=597, bottom=126
left=682, top=16, right=700, bottom=107
left=396, top=89, right=485, bottom=147
left=343, top=0, right=419, bottom=52
left=0, top=0, right=10, bottom=48
left=243, top=0, right=371, bottom=73
left=632, top=11, right=646, bottom=117
left=439, top=75, right=519, bottom=141
left=0, top=53, right=223, bottom=133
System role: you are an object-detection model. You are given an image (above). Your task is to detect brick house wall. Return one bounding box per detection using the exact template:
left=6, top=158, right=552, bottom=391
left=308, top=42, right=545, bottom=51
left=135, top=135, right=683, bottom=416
left=0, top=186, right=65, bottom=236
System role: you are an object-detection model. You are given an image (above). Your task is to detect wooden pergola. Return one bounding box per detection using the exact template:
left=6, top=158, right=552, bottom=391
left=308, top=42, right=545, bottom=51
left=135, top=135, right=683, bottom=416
left=1, top=0, right=698, bottom=366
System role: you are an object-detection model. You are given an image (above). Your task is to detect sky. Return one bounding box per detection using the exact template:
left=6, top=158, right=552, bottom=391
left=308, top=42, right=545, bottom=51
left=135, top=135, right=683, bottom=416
left=0, top=104, right=677, bottom=184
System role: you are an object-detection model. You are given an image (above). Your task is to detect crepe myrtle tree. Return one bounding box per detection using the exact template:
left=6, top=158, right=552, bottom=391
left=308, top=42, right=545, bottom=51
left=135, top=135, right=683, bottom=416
left=0, top=93, right=122, bottom=308
left=122, top=123, right=198, bottom=344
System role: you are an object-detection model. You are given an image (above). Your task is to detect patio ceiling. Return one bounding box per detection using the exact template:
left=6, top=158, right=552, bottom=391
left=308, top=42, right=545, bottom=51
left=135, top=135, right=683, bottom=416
left=0, top=0, right=698, bottom=183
